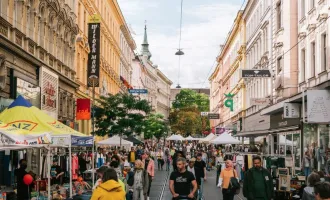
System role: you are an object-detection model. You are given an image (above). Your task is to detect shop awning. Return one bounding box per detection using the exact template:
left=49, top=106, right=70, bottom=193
left=0, top=95, right=86, bottom=141
left=236, top=125, right=299, bottom=137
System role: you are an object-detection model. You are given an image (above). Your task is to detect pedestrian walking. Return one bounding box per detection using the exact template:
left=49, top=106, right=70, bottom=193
left=243, top=156, right=274, bottom=200
left=217, top=160, right=238, bottom=200
left=165, top=148, right=171, bottom=171
left=142, top=151, right=155, bottom=200
left=187, top=158, right=201, bottom=199
left=156, top=148, right=164, bottom=170
left=127, top=159, right=149, bottom=200
left=128, top=147, right=137, bottom=168
left=169, top=157, right=197, bottom=200
left=194, top=153, right=207, bottom=199
left=302, top=172, right=321, bottom=200
left=91, top=168, right=126, bottom=200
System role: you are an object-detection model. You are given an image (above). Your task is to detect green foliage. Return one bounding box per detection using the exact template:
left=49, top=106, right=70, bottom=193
left=170, top=89, right=210, bottom=135
left=143, top=113, right=169, bottom=140
left=172, top=89, right=209, bottom=112
left=93, top=93, right=152, bottom=137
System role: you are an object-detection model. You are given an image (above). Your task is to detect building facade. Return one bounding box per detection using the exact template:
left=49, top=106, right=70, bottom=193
left=156, top=68, right=172, bottom=119
left=75, top=0, right=134, bottom=134
left=209, top=11, right=246, bottom=134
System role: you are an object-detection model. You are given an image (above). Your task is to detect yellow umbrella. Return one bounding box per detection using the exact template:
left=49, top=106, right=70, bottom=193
left=0, top=95, right=85, bottom=137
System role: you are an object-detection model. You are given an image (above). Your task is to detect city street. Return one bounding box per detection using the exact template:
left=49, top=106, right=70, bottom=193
left=150, top=168, right=245, bottom=200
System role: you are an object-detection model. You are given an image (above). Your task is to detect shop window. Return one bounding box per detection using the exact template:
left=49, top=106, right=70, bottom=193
left=277, top=132, right=301, bottom=171
left=303, top=124, right=318, bottom=170
left=318, top=125, right=330, bottom=173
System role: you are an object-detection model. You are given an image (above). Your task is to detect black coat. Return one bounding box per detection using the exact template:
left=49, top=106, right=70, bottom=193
left=15, top=168, right=33, bottom=200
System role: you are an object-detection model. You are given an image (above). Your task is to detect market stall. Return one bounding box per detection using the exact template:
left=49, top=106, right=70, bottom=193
left=184, top=136, right=200, bottom=141
left=199, top=133, right=217, bottom=143
left=97, top=135, right=133, bottom=148
left=211, top=132, right=240, bottom=145
left=0, top=96, right=93, bottom=199
left=166, top=134, right=184, bottom=141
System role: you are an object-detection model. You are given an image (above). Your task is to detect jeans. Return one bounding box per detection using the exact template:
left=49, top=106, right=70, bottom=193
left=133, top=188, right=144, bottom=200
left=304, top=167, right=311, bottom=178
left=198, top=178, right=204, bottom=199
left=222, top=188, right=234, bottom=200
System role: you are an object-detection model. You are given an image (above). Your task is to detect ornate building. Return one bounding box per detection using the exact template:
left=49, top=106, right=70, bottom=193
left=0, top=0, right=79, bottom=124
left=75, top=0, right=134, bottom=134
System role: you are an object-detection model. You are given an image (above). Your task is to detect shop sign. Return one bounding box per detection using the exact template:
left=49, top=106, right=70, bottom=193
left=307, top=90, right=330, bottom=123
left=0, top=133, right=51, bottom=146
left=200, top=112, right=209, bottom=116
left=215, top=127, right=226, bottom=135
left=241, top=69, right=272, bottom=78
left=224, top=93, right=234, bottom=111
left=270, top=112, right=300, bottom=129
left=251, top=98, right=271, bottom=106
left=76, top=99, right=91, bottom=120
left=236, top=118, right=242, bottom=132
left=208, top=113, right=220, bottom=119
left=87, top=14, right=101, bottom=87
left=40, top=67, right=58, bottom=120
left=283, top=103, right=300, bottom=118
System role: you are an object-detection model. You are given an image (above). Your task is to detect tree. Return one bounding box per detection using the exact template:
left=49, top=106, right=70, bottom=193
left=93, top=93, right=152, bottom=137
left=172, top=89, right=209, bottom=112
left=169, top=106, right=203, bottom=136
left=169, top=89, right=210, bottom=135
left=143, top=113, right=169, bottom=140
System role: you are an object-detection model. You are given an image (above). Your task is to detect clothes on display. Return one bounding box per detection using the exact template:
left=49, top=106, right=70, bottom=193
left=96, top=153, right=105, bottom=168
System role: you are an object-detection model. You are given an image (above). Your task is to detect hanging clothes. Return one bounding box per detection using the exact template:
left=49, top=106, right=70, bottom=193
left=72, top=154, right=79, bottom=180
left=96, top=153, right=105, bottom=168
left=248, top=155, right=253, bottom=169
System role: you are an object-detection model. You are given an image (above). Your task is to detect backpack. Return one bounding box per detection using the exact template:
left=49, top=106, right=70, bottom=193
left=228, top=169, right=241, bottom=195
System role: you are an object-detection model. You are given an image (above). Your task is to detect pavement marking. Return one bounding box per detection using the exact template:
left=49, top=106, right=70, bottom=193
left=158, top=171, right=171, bottom=200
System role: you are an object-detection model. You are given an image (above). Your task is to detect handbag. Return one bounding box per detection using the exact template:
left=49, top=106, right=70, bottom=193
left=228, top=169, right=240, bottom=195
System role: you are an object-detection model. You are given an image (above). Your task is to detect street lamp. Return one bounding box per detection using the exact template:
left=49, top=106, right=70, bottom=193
left=175, top=49, right=184, bottom=56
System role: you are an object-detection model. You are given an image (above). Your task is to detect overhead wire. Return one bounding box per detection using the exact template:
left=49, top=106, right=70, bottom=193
left=176, top=0, right=184, bottom=86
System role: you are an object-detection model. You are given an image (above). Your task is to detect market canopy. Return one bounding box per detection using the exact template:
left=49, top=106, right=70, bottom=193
left=199, top=133, right=216, bottom=143
left=97, top=135, right=133, bottom=147
left=211, top=132, right=240, bottom=144
left=0, top=95, right=85, bottom=137
left=166, top=134, right=184, bottom=141
left=184, top=136, right=200, bottom=141
left=125, top=136, right=143, bottom=145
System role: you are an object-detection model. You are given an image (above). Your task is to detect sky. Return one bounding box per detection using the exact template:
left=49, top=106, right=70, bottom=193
left=117, top=0, right=245, bottom=88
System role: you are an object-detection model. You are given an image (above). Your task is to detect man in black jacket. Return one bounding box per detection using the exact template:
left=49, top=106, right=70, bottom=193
left=243, top=156, right=274, bottom=200
left=15, top=159, right=33, bottom=200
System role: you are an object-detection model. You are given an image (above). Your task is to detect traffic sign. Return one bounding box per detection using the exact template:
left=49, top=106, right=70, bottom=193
left=128, top=89, right=148, bottom=94
left=208, top=113, right=220, bottom=119
left=241, top=69, right=271, bottom=78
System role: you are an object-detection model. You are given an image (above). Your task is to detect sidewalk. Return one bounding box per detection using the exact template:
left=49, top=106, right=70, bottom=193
left=149, top=169, right=170, bottom=200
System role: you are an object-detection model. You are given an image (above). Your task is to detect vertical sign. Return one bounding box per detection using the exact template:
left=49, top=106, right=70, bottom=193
left=40, top=67, right=58, bottom=119
left=76, top=99, right=91, bottom=120
left=283, top=103, right=300, bottom=118
left=224, top=93, right=234, bottom=111
left=87, top=14, right=101, bottom=87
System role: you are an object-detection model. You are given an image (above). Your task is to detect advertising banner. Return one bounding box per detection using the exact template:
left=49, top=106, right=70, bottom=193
left=87, top=14, right=101, bottom=87
left=71, top=136, right=93, bottom=146
left=307, top=90, right=330, bottom=123
left=76, top=99, right=91, bottom=120
left=40, top=67, right=58, bottom=120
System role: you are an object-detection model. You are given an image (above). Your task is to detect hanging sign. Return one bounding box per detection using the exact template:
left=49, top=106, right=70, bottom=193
left=87, top=14, right=101, bottom=87
left=241, top=69, right=271, bottom=78
left=224, top=93, right=234, bottom=111
left=307, top=90, right=330, bottom=123
left=76, top=99, right=91, bottom=120
left=251, top=98, right=271, bottom=106
left=71, top=136, right=94, bottom=146
left=283, top=103, right=300, bottom=118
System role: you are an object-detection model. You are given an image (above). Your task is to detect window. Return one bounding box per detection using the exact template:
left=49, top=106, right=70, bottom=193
left=311, top=42, right=316, bottom=77
left=276, top=1, right=282, bottom=30
left=301, top=0, right=305, bottom=19
left=277, top=56, right=283, bottom=74
left=301, top=49, right=306, bottom=81
left=321, top=33, right=327, bottom=72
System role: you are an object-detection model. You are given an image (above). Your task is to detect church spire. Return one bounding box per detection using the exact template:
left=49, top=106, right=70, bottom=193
left=141, top=21, right=152, bottom=59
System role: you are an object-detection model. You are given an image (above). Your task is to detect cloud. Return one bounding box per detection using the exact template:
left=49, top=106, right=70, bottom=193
left=118, top=0, right=242, bottom=88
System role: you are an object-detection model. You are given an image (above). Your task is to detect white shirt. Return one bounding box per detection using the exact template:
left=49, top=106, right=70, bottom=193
left=187, top=166, right=195, bottom=177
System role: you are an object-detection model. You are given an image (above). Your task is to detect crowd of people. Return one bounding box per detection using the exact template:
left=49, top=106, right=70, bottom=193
left=87, top=141, right=330, bottom=200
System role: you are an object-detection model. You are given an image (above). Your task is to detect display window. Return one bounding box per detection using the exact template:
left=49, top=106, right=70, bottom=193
left=318, top=125, right=330, bottom=173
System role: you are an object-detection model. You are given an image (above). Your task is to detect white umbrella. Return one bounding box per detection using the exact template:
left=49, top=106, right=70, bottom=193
left=211, top=133, right=240, bottom=144
left=184, top=136, right=200, bottom=141
left=97, top=135, right=133, bottom=147
left=166, top=134, right=184, bottom=141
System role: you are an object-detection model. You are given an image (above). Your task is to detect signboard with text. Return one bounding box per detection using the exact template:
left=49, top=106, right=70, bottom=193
left=270, top=112, right=300, bottom=129
left=87, top=15, right=101, bottom=87
left=307, top=90, right=330, bottom=123
left=241, top=69, right=271, bottom=78
left=128, top=89, right=148, bottom=94
left=40, top=67, right=58, bottom=120
left=283, top=103, right=300, bottom=118
left=208, top=113, right=220, bottom=119
left=251, top=98, right=271, bottom=106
